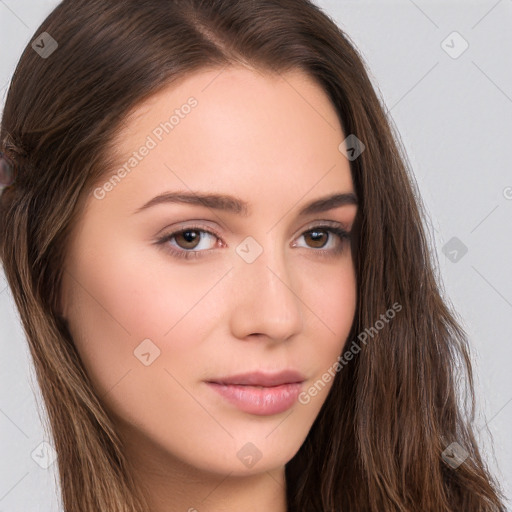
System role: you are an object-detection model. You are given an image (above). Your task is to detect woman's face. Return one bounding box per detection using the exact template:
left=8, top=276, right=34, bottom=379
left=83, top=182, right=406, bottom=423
left=60, top=66, right=358, bottom=478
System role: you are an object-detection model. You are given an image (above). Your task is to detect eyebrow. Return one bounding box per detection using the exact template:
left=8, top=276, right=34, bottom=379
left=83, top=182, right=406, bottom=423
left=133, top=190, right=358, bottom=216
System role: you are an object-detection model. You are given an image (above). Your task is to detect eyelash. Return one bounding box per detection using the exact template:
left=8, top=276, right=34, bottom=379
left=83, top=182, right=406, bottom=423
left=155, top=222, right=351, bottom=260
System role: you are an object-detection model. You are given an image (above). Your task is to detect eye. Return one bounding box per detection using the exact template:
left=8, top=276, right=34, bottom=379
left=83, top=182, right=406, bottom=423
left=156, top=224, right=220, bottom=260
left=155, top=222, right=351, bottom=260
left=294, top=225, right=350, bottom=255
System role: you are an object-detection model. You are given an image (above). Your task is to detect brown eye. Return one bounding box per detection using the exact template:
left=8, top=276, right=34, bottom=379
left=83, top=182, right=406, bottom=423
left=156, top=223, right=350, bottom=261
left=293, top=225, right=350, bottom=257
left=304, top=229, right=329, bottom=249
left=174, top=229, right=202, bottom=250
left=156, top=226, right=220, bottom=260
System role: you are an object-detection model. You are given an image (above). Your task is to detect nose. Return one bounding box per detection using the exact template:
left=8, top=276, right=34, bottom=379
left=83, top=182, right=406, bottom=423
left=229, top=240, right=304, bottom=343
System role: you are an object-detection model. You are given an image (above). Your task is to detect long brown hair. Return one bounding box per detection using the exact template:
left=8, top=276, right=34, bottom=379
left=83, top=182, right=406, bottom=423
left=0, top=0, right=506, bottom=510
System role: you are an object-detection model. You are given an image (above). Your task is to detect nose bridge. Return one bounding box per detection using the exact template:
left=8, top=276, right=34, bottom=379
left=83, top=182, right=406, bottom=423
left=229, top=232, right=304, bottom=340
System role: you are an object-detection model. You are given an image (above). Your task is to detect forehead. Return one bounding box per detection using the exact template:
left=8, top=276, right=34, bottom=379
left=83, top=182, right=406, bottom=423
left=119, top=65, right=341, bottom=134
left=111, top=65, right=344, bottom=162
left=93, top=66, right=354, bottom=217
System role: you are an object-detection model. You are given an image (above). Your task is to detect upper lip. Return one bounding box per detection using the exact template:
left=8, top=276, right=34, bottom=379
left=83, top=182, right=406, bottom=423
left=207, top=370, right=305, bottom=387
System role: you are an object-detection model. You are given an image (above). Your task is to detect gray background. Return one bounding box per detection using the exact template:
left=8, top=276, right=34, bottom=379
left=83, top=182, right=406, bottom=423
left=1, top=1, right=511, bottom=510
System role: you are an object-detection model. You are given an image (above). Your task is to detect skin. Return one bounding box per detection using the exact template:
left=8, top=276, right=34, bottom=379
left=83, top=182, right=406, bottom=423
left=60, top=66, right=358, bottom=512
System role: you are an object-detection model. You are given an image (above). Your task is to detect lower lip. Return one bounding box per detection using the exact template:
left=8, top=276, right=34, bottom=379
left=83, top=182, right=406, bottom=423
left=206, top=382, right=303, bottom=415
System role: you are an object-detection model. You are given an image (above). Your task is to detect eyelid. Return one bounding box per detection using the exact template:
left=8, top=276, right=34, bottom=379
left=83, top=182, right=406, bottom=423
left=156, top=219, right=349, bottom=239
left=155, top=219, right=222, bottom=238
left=300, top=219, right=350, bottom=233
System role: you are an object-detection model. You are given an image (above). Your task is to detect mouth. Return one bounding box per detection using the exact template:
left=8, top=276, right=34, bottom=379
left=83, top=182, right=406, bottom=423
left=205, top=370, right=306, bottom=415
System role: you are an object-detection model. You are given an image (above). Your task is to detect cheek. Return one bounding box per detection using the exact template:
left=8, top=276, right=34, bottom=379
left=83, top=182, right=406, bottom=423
left=68, top=237, right=214, bottom=335
left=304, top=256, right=357, bottom=342
left=62, top=248, right=221, bottom=446
left=63, top=240, right=229, bottom=390
left=297, top=259, right=356, bottom=398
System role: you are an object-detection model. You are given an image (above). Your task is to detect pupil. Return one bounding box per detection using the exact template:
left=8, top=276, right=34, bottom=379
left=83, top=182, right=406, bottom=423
left=183, top=230, right=197, bottom=242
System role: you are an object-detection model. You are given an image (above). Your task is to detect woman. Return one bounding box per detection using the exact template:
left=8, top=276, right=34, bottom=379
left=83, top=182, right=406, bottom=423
left=0, top=0, right=506, bottom=510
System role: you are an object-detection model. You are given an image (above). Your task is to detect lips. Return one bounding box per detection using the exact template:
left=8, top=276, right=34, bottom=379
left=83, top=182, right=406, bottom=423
left=205, top=370, right=306, bottom=415
left=206, top=369, right=305, bottom=387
